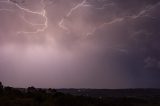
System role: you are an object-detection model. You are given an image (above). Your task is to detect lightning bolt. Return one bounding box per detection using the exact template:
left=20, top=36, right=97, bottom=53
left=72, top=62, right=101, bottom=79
left=86, top=1, right=160, bottom=38
left=0, top=0, right=14, bottom=12
left=66, top=0, right=87, bottom=17
left=84, top=1, right=160, bottom=53
left=0, top=0, right=49, bottom=35
left=58, top=0, right=87, bottom=32
left=86, top=18, right=124, bottom=37
left=95, top=2, right=115, bottom=10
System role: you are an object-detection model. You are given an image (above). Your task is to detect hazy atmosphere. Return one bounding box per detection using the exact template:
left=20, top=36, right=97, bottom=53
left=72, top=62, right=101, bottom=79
left=0, top=0, right=160, bottom=88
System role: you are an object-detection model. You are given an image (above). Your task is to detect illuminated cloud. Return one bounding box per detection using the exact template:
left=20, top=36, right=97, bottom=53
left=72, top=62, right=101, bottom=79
left=0, top=0, right=160, bottom=88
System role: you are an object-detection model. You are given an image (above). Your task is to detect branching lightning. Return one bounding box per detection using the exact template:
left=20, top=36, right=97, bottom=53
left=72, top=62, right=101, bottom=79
left=58, top=0, right=87, bottom=32
left=86, top=1, right=160, bottom=38
left=85, top=1, right=160, bottom=53
left=0, top=0, right=48, bottom=35
left=1, top=0, right=159, bottom=45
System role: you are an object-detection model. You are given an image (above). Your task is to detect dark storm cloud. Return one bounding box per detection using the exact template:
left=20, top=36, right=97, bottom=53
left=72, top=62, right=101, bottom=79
left=84, top=0, right=160, bottom=87
left=0, top=0, right=160, bottom=88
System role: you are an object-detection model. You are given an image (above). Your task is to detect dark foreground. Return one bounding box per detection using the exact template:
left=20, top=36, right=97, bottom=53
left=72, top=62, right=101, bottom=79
left=0, top=83, right=160, bottom=106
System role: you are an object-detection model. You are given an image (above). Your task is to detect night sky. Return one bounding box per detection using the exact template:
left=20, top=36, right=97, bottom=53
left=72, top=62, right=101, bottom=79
left=0, top=0, right=160, bottom=88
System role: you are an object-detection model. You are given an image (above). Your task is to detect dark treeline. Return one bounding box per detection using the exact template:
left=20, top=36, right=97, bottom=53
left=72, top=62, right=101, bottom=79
left=0, top=82, right=160, bottom=106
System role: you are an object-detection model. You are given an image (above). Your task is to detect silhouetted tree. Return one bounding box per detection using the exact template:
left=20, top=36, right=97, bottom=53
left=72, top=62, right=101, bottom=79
left=0, top=82, right=3, bottom=93
left=48, top=88, right=57, bottom=94
left=0, top=82, right=3, bottom=88
left=27, top=86, right=37, bottom=93
left=4, top=86, right=14, bottom=94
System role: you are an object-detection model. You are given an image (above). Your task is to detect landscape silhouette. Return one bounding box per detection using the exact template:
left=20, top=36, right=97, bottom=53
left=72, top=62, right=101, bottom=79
left=1, top=82, right=160, bottom=106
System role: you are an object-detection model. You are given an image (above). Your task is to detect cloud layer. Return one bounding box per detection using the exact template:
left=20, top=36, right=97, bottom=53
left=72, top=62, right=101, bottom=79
left=0, top=0, right=160, bottom=88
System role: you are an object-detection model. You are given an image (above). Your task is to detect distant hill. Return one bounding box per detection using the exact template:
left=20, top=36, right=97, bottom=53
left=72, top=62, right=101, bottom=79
left=0, top=82, right=160, bottom=106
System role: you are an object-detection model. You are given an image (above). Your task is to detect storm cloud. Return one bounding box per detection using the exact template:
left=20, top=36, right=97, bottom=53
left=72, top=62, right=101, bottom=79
left=0, top=0, right=160, bottom=88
